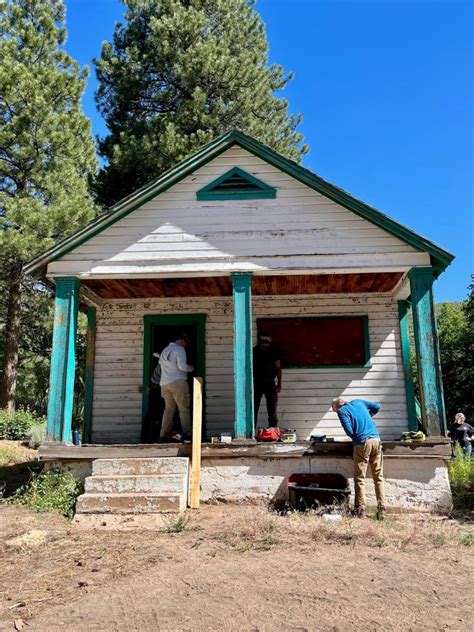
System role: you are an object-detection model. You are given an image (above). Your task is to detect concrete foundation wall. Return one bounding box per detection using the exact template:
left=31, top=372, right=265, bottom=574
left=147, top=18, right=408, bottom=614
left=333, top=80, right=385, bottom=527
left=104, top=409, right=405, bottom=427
left=200, top=456, right=452, bottom=513
left=47, top=454, right=453, bottom=513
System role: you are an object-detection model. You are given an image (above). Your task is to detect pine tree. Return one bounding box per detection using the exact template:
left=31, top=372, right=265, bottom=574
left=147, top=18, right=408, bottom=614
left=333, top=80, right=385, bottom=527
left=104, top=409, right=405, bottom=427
left=0, top=0, right=97, bottom=410
left=95, top=0, right=308, bottom=205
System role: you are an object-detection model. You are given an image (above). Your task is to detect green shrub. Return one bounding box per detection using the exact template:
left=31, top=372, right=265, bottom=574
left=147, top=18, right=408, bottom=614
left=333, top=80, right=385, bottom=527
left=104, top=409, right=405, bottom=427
left=11, top=469, right=83, bottom=518
left=0, top=409, right=44, bottom=441
left=26, top=420, right=47, bottom=448
left=448, top=444, right=474, bottom=511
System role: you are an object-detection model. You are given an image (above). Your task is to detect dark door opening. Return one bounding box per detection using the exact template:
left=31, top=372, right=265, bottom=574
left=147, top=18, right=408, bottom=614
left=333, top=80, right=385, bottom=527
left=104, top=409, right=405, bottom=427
left=142, top=315, right=206, bottom=443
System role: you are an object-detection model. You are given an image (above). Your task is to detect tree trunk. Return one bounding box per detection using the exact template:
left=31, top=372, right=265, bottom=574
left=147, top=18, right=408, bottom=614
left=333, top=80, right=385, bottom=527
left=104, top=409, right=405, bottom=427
left=1, top=268, right=23, bottom=411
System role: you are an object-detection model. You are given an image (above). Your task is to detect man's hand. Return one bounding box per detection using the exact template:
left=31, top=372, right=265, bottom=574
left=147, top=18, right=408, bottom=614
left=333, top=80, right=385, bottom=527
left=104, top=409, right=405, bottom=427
left=276, top=384, right=282, bottom=394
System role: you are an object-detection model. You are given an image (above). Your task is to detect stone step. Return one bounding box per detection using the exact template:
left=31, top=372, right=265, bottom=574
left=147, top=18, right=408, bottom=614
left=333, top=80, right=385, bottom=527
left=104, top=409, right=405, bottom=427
left=76, top=492, right=185, bottom=514
left=92, top=457, right=189, bottom=477
left=85, top=474, right=187, bottom=495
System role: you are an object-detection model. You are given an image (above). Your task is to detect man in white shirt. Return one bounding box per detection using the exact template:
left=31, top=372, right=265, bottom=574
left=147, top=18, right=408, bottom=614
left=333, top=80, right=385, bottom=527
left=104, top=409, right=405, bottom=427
left=159, top=334, right=194, bottom=440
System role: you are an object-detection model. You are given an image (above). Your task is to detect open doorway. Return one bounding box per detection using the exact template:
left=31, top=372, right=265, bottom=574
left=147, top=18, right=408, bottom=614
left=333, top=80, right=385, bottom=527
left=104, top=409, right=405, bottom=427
left=142, top=314, right=206, bottom=442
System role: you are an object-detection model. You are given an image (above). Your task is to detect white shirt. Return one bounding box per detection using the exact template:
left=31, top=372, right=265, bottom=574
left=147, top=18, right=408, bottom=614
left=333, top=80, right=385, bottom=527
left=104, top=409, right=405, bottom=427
left=150, top=362, right=161, bottom=386
left=159, top=342, right=193, bottom=386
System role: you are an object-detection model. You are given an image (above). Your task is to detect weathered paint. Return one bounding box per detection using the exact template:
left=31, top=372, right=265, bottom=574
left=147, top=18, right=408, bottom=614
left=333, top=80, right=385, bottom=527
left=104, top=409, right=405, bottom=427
left=47, top=146, right=433, bottom=279
left=397, top=300, right=418, bottom=431
left=408, top=267, right=446, bottom=435
left=83, top=307, right=96, bottom=444
left=47, top=277, right=80, bottom=442
left=231, top=272, right=254, bottom=438
left=199, top=456, right=452, bottom=512
left=89, top=294, right=409, bottom=444
left=27, top=130, right=453, bottom=277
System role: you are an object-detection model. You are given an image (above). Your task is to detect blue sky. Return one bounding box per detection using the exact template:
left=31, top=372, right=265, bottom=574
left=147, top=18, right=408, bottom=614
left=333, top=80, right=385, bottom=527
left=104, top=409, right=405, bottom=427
left=65, top=0, right=472, bottom=302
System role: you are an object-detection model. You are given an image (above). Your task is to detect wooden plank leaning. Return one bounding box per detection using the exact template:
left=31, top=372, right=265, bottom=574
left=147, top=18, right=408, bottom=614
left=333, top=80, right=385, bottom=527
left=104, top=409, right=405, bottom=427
left=190, top=377, right=203, bottom=509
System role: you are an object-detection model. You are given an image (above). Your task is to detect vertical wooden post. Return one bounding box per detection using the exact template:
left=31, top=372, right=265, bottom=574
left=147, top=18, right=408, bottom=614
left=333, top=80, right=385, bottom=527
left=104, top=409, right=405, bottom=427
left=190, top=377, right=203, bottom=509
left=408, top=267, right=446, bottom=436
left=231, top=272, right=254, bottom=438
left=82, top=307, right=96, bottom=444
left=398, top=300, right=418, bottom=431
left=47, top=277, right=80, bottom=443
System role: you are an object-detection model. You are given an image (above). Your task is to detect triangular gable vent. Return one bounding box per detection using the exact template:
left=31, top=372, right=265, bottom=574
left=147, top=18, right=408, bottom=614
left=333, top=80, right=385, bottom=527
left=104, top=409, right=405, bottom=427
left=196, top=166, right=276, bottom=200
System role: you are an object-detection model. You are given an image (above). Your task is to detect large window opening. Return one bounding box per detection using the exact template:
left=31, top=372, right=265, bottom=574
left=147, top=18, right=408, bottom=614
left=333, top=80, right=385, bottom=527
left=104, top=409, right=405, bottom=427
left=257, top=316, right=370, bottom=368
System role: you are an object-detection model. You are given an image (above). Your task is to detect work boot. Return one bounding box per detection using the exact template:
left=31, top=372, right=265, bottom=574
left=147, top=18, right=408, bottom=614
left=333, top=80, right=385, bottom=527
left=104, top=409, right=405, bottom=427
left=376, top=506, right=386, bottom=521
left=352, top=507, right=366, bottom=518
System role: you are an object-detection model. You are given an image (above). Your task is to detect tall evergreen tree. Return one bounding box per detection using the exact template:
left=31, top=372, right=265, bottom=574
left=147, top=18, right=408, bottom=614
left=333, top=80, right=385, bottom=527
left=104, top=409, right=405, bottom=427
left=0, top=0, right=97, bottom=410
left=95, top=0, right=308, bottom=206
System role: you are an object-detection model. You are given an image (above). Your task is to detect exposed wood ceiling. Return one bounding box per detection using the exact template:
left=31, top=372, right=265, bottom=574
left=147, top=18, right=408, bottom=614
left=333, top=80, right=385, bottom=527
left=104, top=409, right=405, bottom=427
left=84, top=272, right=403, bottom=300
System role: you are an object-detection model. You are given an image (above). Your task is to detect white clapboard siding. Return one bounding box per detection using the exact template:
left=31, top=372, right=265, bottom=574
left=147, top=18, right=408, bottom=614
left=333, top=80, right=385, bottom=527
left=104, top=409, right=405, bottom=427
left=91, top=294, right=408, bottom=444
left=51, top=147, right=430, bottom=277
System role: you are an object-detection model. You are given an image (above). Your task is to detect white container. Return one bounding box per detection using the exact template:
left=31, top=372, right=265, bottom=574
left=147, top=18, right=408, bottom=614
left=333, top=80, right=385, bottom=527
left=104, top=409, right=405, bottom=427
left=322, top=514, right=342, bottom=522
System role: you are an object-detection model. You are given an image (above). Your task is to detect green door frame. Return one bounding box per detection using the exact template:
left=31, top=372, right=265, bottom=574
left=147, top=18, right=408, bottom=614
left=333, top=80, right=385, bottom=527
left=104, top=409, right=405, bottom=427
left=142, top=314, right=206, bottom=436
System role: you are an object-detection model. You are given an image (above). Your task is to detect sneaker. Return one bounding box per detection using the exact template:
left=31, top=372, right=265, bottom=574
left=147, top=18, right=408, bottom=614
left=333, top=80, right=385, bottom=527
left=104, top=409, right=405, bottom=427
left=161, top=433, right=182, bottom=443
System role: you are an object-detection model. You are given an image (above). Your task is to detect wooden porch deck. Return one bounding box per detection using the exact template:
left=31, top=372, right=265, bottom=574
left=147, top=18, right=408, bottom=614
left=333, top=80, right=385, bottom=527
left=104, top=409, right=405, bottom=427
left=38, top=439, right=452, bottom=462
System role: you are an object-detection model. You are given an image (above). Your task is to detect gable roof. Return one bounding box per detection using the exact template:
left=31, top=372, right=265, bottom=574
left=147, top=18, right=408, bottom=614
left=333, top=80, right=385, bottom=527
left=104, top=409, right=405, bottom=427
left=25, top=129, right=454, bottom=276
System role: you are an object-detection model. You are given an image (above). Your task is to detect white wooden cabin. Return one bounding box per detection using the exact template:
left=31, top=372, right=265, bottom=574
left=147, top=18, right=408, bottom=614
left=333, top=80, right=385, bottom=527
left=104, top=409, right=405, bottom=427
left=27, top=130, right=453, bottom=447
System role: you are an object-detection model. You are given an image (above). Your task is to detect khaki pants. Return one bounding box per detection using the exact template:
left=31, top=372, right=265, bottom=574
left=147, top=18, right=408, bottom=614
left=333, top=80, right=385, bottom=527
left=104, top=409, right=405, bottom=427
left=160, top=379, right=191, bottom=436
left=353, top=439, right=385, bottom=510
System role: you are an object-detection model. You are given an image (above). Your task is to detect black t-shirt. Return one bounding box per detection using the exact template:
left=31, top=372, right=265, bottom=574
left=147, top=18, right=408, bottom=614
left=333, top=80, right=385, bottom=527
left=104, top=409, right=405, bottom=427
left=449, top=422, right=474, bottom=446
left=253, top=346, right=279, bottom=384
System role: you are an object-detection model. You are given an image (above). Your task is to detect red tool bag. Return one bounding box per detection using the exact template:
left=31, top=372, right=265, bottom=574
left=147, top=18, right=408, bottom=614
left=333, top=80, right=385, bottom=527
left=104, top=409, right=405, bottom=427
left=256, top=427, right=282, bottom=442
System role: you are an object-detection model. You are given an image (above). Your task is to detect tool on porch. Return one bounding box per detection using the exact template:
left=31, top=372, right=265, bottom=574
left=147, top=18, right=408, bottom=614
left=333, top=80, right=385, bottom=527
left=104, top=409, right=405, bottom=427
left=281, top=429, right=297, bottom=443
left=308, top=432, right=327, bottom=443
left=287, top=473, right=350, bottom=511
left=400, top=430, right=426, bottom=442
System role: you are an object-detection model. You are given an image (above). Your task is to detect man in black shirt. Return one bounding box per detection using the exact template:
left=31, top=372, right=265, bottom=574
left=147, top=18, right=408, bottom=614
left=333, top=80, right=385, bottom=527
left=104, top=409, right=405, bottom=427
left=253, top=334, right=282, bottom=429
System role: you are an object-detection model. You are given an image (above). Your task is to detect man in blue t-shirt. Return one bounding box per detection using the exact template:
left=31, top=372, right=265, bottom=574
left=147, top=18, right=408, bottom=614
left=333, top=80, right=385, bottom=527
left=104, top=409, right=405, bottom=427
left=331, top=397, right=386, bottom=519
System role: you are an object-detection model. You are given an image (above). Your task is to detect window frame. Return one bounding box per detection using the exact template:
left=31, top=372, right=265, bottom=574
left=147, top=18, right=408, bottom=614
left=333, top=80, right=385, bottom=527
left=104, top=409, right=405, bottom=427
left=256, top=315, right=371, bottom=369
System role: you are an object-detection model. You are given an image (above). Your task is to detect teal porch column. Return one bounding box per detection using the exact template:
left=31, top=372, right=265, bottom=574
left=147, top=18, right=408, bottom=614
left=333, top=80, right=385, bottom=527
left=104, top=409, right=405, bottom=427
left=408, top=267, right=446, bottom=436
left=47, top=277, right=80, bottom=442
left=398, top=300, right=418, bottom=431
left=231, top=272, right=254, bottom=438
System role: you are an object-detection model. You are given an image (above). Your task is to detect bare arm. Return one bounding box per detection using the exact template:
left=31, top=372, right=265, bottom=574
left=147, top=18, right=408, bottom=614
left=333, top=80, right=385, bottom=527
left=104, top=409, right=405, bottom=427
left=275, top=359, right=282, bottom=394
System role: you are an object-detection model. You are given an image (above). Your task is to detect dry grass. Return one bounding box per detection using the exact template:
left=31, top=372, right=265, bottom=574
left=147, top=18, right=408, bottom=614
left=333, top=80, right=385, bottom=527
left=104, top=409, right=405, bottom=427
left=214, top=503, right=474, bottom=552
left=1, top=503, right=473, bottom=628
left=5, top=530, right=49, bottom=550
left=0, top=441, right=37, bottom=467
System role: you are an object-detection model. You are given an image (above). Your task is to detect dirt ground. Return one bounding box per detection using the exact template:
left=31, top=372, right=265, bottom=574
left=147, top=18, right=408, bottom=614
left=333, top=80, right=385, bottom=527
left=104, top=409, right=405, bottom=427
left=0, top=504, right=473, bottom=632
